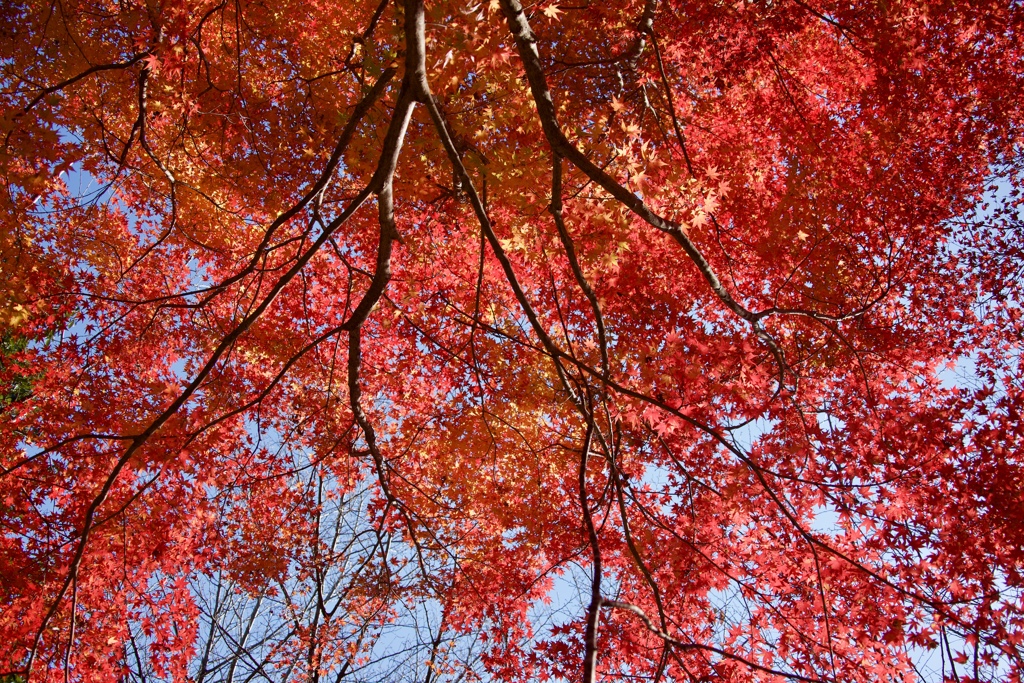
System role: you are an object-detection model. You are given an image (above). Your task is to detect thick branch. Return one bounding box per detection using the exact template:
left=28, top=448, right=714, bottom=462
left=498, top=0, right=789, bottom=385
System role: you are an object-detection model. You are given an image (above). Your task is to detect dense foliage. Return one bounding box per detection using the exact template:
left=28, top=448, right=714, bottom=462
left=1, top=0, right=1023, bottom=680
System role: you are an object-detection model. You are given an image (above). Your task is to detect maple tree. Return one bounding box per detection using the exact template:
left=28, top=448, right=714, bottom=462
left=1, top=0, right=1023, bottom=680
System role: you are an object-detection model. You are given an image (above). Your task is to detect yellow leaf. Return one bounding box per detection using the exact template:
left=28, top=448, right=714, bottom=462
left=543, top=4, right=563, bottom=19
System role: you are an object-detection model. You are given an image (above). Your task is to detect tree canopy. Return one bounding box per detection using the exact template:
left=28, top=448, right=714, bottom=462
left=1, top=0, right=1023, bottom=680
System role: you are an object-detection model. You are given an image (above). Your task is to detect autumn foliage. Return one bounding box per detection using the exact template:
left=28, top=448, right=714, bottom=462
left=1, top=0, right=1023, bottom=680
